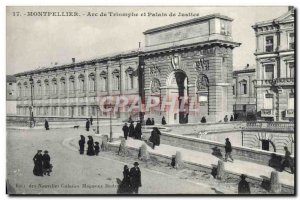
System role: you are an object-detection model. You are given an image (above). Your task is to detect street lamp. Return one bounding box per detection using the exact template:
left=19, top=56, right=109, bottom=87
left=109, top=102, right=113, bottom=142
left=96, top=106, right=100, bottom=134
left=29, top=76, right=35, bottom=128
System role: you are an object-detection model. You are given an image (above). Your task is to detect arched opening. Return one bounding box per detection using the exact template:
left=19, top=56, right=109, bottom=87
left=166, top=70, right=188, bottom=124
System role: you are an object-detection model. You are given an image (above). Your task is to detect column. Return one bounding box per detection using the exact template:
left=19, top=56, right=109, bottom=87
left=107, top=61, right=112, bottom=94
left=120, top=59, right=125, bottom=94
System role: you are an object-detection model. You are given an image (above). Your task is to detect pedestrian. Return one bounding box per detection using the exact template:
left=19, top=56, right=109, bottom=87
left=87, top=136, right=95, bottom=156
left=146, top=118, right=151, bottom=125
left=238, top=174, right=251, bottom=194
left=122, top=123, right=129, bottom=140
left=225, top=138, right=234, bottom=162
left=42, top=150, right=52, bottom=176
left=185, top=113, right=189, bottom=124
left=224, top=115, right=228, bottom=122
left=130, top=162, right=141, bottom=194
left=149, top=127, right=161, bottom=149
left=201, top=116, right=206, bottom=123
left=129, top=121, right=135, bottom=138
left=44, top=119, right=49, bottom=130
left=161, top=116, right=166, bottom=125
left=230, top=115, right=234, bottom=121
left=281, top=146, right=294, bottom=174
left=117, top=165, right=132, bottom=194
left=33, top=150, right=43, bottom=176
left=94, top=142, right=100, bottom=156
left=134, top=122, right=142, bottom=140
left=90, top=116, right=93, bottom=125
left=151, top=118, right=155, bottom=125
left=78, top=135, right=85, bottom=155
left=86, top=119, right=90, bottom=131
left=128, top=115, right=133, bottom=123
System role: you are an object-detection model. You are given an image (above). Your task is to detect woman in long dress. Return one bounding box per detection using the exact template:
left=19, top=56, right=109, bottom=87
left=134, top=122, right=142, bottom=140
left=86, top=136, right=95, bottom=156
left=149, top=127, right=161, bottom=149
left=128, top=122, right=135, bottom=138
left=117, top=165, right=132, bottom=194
left=33, top=150, right=43, bottom=176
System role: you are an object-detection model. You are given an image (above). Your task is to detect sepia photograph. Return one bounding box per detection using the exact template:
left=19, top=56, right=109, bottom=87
left=6, top=6, right=295, bottom=195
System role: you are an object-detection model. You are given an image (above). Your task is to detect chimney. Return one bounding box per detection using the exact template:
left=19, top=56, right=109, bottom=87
left=288, top=6, right=294, bottom=11
left=72, top=58, right=75, bottom=63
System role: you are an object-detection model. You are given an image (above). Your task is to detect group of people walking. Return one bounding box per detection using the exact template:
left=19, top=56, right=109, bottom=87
left=122, top=122, right=142, bottom=140
left=117, top=162, right=142, bottom=194
left=78, top=135, right=100, bottom=156
left=33, top=150, right=52, bottom=176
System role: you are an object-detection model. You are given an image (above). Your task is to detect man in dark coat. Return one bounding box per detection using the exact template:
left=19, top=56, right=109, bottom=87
left=129, top=122, right=135, bottom=138
left=238, top=174, right=250, bottom=194
left=122, top=123, right=129, bottom=140
left=134, top=122, right=142, bottom=140
left=42, top=150, right=52, bottom=176
left=130, top=162, right=141, bottom=194
left=161, top=116, right=166, bottom=125
left=90, top=116, right=93, bottom=125
left=78, top=135, right=85, bottom=155
left=33, top=150, right=43, bottom=176
left=149, top=127, right=161, bottom=149
left=151, top=118, right=155, bottom=125
left=225, top=138, right=234, bottom=162
left=86, top=119, right=90, bottom=131
left=44, top=119, right=49, bottom=130
left=185, top=113, right=189, bottom=124
left=281, top=146, right=294, bottom=174
left=94, top=142, right=100, bottom=156
left=146, top=118, right=151, bottom=125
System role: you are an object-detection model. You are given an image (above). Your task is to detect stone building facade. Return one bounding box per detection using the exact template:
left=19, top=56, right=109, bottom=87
left=252, top=7, right=295, bottom=122
left=6, top=75, right=17, bottom=115
left=13, top=14, right=241, bottom=124
left=232, top=65, right=256, bottom=120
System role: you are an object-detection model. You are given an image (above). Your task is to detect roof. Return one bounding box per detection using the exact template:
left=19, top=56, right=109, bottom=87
left=14, top=49, right=140, bottom=77
left=6, top=75, right=16, bottom=83
left=144, top=13, right=233, bottom=34
left=233, top=68, right=256, bottom=76
left=252, top=7, right=294, bottom=28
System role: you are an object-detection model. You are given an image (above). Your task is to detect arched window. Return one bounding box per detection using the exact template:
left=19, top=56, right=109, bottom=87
left=44, top=79, right=49, bottom=95
left=88, top=73, right=95, bottom=92
left=78, top=74, right=85, bottom=93
left=126, top=67, right=134, bottom=90
left=112, top=69, right=120, bottom=91
left=60, top=77, right=66, bottom=94
left=36, top=80, right=42, bottom=96
left=52, top=78, right=58, bottom=94
left=23, top=82, right=28, bottom=97
left=69, top=76, right=75, bottom=94
left=100, top=71, right=107, bottom=92
left=17, top=82, right=22, bottom=97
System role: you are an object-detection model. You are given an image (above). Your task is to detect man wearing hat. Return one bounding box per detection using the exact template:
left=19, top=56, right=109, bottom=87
left=42, top=150, right=52, bottom=176
left=225, top=138, right=234, bottom=162
left=130, top=162, right=142, bottom=194
left=238, top=174, right=250, bottom=194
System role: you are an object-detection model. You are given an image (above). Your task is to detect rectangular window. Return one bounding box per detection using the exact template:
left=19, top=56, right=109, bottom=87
left=264, top=94, right=274, bottom=109
left=289, top=32, right=294, bottom=50
left=233, top=85, right=235, bottom=95
left=265, top=36, right=274, bottom=52
left=265, top=64, right=274, bottom=79
left=289, top=62, right=294, bottom=78
left=9, top=83, right=12, bottom=85
left=81, top=107, right=85, bottom=116
left=243, top=105, right=247, bottom=112
left=242, top=83, right=247, bottom=94
left=288, top=93, right=294, bottom=109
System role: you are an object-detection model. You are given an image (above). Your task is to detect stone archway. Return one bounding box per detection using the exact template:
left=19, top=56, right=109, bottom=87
left=166, top=70, right=188, bottom=124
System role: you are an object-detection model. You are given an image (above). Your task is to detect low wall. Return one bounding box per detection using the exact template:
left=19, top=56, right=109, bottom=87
left=141, top=131, right=293, bottom=166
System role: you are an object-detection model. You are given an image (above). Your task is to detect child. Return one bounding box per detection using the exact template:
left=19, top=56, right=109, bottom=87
left=94, top=142, right=100, bottom=156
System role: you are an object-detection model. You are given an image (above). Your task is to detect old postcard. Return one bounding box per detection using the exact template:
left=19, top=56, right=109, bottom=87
left=6, top=6, right=295, bottom=195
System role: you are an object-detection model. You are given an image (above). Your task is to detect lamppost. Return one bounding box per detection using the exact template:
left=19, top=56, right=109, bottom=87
left=29, top=76, right=35, bottom=128
left=109, top=102, right=113, bottom=142
left=96, top=106, right=100, bottom=134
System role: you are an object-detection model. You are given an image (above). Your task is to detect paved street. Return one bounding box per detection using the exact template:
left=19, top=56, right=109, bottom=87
left=7, top=127, right=230, bottom=194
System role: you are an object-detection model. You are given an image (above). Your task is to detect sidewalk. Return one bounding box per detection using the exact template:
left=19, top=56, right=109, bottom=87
left=111, top=138, right=294, bottom=188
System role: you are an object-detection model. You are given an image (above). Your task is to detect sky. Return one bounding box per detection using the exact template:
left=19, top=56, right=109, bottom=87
left=6, top=6, right=289, bottom=75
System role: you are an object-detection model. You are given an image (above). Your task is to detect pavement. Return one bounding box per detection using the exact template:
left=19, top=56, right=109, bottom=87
left=7, top=128, right=232, bottom=194
left=109, top=138, right=294, bottom=188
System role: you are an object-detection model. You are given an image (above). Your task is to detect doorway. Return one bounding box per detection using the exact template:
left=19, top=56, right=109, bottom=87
left=262, top=139, right=270, bottom=151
